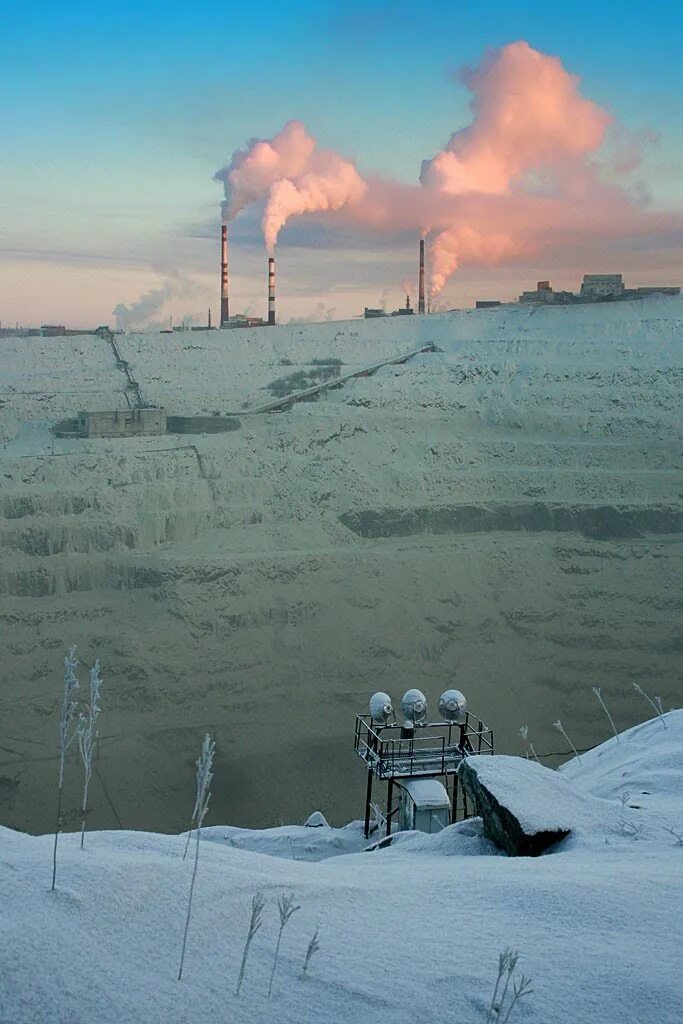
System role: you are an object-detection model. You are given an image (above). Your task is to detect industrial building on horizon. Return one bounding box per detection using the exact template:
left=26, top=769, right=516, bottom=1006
left=518, top=274, right=680, bottom=306
left=4, top=247, right=679, bottom=338
left=364, top=295, right=415, bottom=319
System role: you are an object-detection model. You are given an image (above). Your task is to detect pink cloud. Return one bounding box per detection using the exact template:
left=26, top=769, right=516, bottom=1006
left=215, top=120, right=366, bottom=253
left=420, top=41, right=611, bottom=196
left=215, top=42, right=680, bottom=294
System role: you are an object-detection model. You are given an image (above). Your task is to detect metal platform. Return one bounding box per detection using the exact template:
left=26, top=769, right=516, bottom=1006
left=354, top=712, right=493, bottom=781
left=355, top=710, right=495, bottom=839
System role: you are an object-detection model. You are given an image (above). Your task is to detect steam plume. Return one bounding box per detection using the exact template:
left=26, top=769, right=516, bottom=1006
left=113, top=275, right=203, bottom=330
left=420, top=41, right=613, bottom=293
left=215, top=120, right=366, bottom=253
left=215, top=42, right=675, bottom=296
left=420, top=42, right=610, bottom=197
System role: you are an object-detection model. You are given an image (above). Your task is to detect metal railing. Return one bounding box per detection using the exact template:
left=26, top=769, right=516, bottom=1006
left=354, top=712, right=493, bottom=780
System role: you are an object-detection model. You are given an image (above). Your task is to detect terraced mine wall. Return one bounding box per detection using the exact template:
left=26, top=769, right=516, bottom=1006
left=1, top=297, right=681, bottom=834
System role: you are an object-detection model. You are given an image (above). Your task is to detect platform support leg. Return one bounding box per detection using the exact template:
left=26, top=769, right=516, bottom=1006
left=386, top=777, right=394, bottom=838
left=363, top=770, right=373, bottom=839
left=451, top=772, right=459, bottom=824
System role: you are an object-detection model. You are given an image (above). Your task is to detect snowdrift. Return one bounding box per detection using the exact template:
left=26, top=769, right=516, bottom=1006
left=1, top=711, right=681, bottom=1024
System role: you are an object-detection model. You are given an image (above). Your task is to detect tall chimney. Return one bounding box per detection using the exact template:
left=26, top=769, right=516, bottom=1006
left=268, top=256, right=276, bottom=326
left=220, top=225, right=229, bottom=327
left=418, top=238, right=426, bottom=314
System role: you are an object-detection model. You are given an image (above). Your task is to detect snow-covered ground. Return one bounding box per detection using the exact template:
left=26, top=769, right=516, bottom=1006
left=1, top=711, right=681, bottom=1024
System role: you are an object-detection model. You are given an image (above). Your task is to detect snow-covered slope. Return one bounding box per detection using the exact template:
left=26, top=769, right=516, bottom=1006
left=1, top=712, right=681, bottom=1024
left=0, top=297, right=681, bottom=834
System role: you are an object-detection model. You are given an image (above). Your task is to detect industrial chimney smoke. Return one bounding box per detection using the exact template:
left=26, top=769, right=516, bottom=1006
left=268, top=256, right=276, bottom=325
left=418, top=239, right=426, bottom=315
left=220, top=225, right=229, bottom=327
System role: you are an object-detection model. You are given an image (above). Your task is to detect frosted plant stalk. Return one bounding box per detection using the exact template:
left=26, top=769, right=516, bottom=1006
left=77, top=660, right=102, bottom=849
left=502, top=973, right=533, bottom=1023
left=519, top=726, right=540, bottom=764
left=177, top=734, right=215, bottom=981
left=369, top=801, right=386, bottom=834
left=552, top=719, right=581, bottom=764
left=268, top=892, right=300, bottom=997
left=51, top=647, right=80, bottom=891
left=497, top=950, right=519, bottom=1019
left=591, top=686, right=619, bottom=742
left=300, top=927, right=320, bottom=980
left=236, top=892, right=266, bottom=995
left=486, top=949, right=532, bottom=1023
left=182, top=772, right=203, bottom=861
left=633, top=683, right=667, bottom=728
left=486, top=949, right=509, bottom=1022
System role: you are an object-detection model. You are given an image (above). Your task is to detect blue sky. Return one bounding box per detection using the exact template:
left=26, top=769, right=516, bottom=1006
left=1, top=0, right=682, bottom=325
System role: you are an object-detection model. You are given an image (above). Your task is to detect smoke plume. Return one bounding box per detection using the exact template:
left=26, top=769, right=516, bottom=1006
left=215, top=42, right=672, bottom=295
left=215, top=120, right=366, bottom=253
left=420, top=42, right=610, bottom=197
left=113, top=275, right=203, bottom=330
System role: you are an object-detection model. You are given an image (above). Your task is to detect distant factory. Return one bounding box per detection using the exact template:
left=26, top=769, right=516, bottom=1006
left=363, top=240, right=427, bottom=319
left=0, top=324, right=116, bottom=338
left=364, top=296, right=415, bottom=319
left=518, top=274, right=680, bottom=306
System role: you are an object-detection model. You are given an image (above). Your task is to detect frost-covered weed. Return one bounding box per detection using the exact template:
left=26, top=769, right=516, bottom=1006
left=486, top=949, right=533, bottom=1023
left=177, top=734, right=215, bottom=981
left=632, top=683, right=667, bottom=727
left=519, top=725, right=540, bottom=763
left=268, top=893, right=300, bottom=997
left=236, top=892, right=266, bottom=996
left=616, top=818, right=644, bottom=840
left=552, top=719, right=581, bottom=764
left=77, top=660, right=102, bottom=849
left=300, top=927, right=320, bottom=980
left=369, top=801, right=386, bottom=835
left=591, top=686, right=619, bottom=742
left=51, top=647, right=80, bottom=891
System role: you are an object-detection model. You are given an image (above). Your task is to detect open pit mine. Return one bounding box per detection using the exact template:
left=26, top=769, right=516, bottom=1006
left=1, top=297, right=681, bottom=834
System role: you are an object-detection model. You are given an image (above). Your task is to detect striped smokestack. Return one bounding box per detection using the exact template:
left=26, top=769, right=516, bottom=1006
left=220, top=224, right=229, bottom=327
left=268, top=256, right=276, bottom=326
left=418, top=238, right=426, bottom=314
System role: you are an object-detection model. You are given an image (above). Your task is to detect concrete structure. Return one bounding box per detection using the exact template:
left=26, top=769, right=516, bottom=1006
left=220, top=225, right=229, bottom=327
left=580, top=274, right=624, bottom=300
left=476, top=300, right=502, bottom=309
left=77, top=407, right=166, bottom=438
left=392, top=296, right=414, bottom=316
left=364, top=308, right=387, bottom=318
left=636, top=286, right=680, bottom=297
left=418, top=239, right=426, bottom=314
left=268, top=256, right=276, bottom=326
left=227, top=314, right=266, bottom=328
left=166, top=414, right=240, bottom=434
left=397, top=778, right=451, bottom=834
left=520, top=281, right=557, bottom=304
left=518, top=274, right=679, bottom=306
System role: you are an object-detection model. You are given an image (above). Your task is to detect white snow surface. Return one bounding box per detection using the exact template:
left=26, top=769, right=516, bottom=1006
left=462, top=754, right=624, bottom=836
left=1, top=711, right=682, bottom=1024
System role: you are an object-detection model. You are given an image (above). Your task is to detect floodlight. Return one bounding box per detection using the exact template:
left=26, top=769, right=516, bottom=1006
left=401, top=688, right=428, bottom=725
left=369, top=692, right=393, bottom=726
left=438, top=689, right=467, bottom=724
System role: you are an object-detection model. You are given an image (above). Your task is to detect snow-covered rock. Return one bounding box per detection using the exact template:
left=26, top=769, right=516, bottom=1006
left=460, top=755, right=585, bottom=855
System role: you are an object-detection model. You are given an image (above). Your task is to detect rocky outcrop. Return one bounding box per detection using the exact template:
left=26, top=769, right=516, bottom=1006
left=339, top=502, right=682, bottom=541
left=458, top=755, right=575, bottom=856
